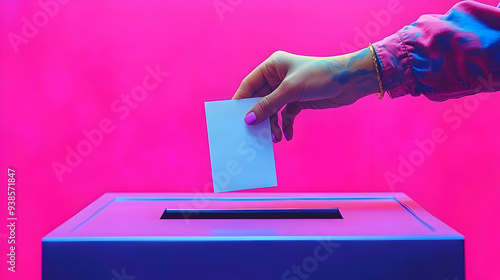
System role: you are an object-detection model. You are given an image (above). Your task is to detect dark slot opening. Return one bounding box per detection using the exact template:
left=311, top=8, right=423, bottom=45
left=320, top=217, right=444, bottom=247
left=160, top=208, right=343, bottom=219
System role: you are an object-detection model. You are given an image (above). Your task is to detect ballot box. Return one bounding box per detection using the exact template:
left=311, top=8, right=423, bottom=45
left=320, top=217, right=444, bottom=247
left=42, top=193, right=464, bottom=280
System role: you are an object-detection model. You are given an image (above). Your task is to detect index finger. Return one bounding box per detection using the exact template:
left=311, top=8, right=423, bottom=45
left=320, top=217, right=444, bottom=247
left=232, top=60, right=269, bottom=100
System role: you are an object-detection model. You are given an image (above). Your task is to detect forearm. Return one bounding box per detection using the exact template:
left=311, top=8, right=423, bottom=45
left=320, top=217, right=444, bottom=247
left=318, top=48, right=380, bottom=103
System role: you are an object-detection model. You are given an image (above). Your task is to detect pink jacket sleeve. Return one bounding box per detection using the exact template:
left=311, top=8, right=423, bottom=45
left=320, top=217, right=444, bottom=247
left=372, top=1, right=500, bottom=101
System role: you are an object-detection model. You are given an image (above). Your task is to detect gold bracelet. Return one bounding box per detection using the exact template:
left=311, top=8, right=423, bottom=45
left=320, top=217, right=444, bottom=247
left=368, top=44, right=384, bottom=100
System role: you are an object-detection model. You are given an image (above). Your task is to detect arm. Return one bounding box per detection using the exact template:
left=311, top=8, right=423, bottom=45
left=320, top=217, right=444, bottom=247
left=373, top=1, right=500, bottom=101
left=233, top=1, right=500, bottom=142
left=232, top=49, right=379, bottom=141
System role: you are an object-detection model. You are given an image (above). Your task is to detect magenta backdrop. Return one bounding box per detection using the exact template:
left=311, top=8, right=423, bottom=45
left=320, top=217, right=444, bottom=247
left=1, top=0, right=499, bottom=279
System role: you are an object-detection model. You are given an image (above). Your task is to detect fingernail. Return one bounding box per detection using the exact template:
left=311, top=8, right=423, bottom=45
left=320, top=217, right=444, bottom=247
left=272, top=133, right=277, bottom=143
left=284, top=131, right=290, bottom=141
left=244, top=112, right=257, bottom=125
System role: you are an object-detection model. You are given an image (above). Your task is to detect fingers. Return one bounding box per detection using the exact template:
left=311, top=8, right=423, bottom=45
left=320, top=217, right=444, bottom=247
left=244, top=81, right=293, bottom=125
left=281, top=102, right=302, bottom=141
left=253, top=83, right=273, bottom=98
left=232, top=61, right=269, bottom=100
left=279, top=99, right=346, bottom=141
left=233, top=50, right=288, bottom=100
left=270, top=113, right=282, bottom=143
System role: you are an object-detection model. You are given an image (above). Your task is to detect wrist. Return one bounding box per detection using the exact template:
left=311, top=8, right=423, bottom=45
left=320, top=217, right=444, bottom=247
left=331, top=48, right=380, bottom=101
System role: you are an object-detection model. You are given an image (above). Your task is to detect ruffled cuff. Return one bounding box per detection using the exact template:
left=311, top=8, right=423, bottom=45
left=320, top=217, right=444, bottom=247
left=372, top=31, right=417, bottom=99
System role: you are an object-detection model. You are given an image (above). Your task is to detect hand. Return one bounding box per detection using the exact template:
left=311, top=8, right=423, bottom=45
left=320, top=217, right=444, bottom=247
left=232, top=48, right=379, bottom=142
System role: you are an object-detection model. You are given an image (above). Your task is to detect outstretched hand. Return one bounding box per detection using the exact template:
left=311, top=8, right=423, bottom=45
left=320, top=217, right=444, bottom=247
left=232, top=49, right=379, bottom=142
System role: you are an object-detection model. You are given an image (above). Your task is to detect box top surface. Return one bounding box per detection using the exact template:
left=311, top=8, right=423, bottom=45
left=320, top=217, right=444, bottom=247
left=43, top=193, right=463, bottom=241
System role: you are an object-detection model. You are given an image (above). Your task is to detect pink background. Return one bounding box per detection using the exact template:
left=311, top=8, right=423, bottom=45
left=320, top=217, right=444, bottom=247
left=1, top=0, right=499, bottom=279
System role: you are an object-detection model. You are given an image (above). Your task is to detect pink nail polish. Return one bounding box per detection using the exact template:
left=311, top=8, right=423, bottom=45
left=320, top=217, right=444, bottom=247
left=244, top=112, right=257, bottom=125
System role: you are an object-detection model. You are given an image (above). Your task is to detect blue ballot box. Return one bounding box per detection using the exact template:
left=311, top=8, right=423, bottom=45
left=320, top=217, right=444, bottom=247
left=42, top=193, right=464, bottom=280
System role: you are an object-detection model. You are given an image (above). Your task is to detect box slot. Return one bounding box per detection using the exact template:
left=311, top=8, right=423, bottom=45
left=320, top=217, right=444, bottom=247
left=160, top=208, right=343, bottom=219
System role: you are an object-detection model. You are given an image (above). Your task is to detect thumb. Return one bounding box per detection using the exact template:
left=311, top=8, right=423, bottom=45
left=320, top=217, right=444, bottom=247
left=244, top=82, right=293, bottom=125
